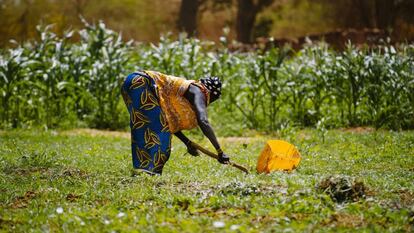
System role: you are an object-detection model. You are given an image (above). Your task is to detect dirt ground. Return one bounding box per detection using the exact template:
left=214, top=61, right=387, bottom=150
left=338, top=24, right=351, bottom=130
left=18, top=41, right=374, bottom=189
left=60, top=128, right=263, bottom=143
left=60, top=128, right=130, bottom=139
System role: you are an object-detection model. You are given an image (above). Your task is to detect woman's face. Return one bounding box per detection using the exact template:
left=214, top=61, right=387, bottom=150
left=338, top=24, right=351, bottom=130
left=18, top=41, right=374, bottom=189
left=209, top=94, right=220, bottom=104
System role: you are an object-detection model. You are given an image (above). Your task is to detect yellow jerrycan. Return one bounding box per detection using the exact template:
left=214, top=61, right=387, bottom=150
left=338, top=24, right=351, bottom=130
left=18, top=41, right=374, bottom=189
left=256, top=140, right=301, bottom=173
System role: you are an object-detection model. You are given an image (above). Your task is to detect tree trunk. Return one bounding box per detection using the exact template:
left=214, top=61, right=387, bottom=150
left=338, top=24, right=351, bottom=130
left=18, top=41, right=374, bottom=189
left=236, top=0, right=257, bottom=43
left=374, top=0, right=396, bottom=30
left=71, top=0, right=87, bottom=16
left=356, top=0, right=397, bottom=29
left=353, top=0, right=377, bottom=28
left=236, top=0, right=274, bottom=44
left=177, top=0, right=200, bottom=37
left=19, top=0, right=31, bottom=42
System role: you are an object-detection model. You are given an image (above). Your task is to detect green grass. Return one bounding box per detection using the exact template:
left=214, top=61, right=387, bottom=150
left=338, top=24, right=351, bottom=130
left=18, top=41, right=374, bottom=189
left=1, top=129, right=413, bottom=232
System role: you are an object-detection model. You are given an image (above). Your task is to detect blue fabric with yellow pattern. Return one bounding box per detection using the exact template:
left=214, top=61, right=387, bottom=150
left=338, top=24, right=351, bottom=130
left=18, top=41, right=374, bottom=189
left=121, top=72, right=171, bottom=175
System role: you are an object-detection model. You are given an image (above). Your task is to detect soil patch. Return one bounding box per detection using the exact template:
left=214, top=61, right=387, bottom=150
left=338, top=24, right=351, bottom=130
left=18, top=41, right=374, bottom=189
left=218, top=182, right=286, bottom=197
left=11, top=167, right=51, bottom=176
left=394, top=189, right=414, bottom=207
left=340, top=127, right=374, bottom=133
left=0, top=218, right=22, bottom=230
left=66, top=193, right=81, bottom=202
left=62, top=129, right=261, bottom=143
left=61, top=129, right=129, bottom=139
left=60, top=168, right=89, bottom=178
left=219, top=137, right=262, bottom=144
left=317, top=176, right=367, bottom=203
left=11, top=191, right=36, bottom=209
left=325, top=213, right=365, bottom=228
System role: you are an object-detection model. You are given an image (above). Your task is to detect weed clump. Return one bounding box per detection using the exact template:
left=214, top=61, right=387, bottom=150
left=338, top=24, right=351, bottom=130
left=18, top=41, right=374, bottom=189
left=317, top=176, right=367, bottom=203
left=61, top=168, right=88, bottom=178
left=218, top=182, right=282, bottom=196
left=11, top=191, right=36, bottom=209
left=219, top=182, right=260, bottom=196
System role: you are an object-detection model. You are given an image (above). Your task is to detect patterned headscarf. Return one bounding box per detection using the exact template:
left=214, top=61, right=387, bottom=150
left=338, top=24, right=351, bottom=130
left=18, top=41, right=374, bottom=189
left=200, top=77, right=222, bottom=101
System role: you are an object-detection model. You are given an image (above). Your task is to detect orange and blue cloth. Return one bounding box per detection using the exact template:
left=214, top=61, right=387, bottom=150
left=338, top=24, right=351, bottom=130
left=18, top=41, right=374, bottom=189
left=121, top=72, right=171, bottom=175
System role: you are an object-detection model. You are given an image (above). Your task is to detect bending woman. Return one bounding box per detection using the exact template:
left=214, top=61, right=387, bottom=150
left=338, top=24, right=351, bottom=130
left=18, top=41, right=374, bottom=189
left=121, top=71, right=230, bottom=175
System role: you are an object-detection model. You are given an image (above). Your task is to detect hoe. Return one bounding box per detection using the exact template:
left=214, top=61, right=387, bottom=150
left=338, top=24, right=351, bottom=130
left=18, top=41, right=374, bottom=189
left=191, top=140, right=301, bottom=174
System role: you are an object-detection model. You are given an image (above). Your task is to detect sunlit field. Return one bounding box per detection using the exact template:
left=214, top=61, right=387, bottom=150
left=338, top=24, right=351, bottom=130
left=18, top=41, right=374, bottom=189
left=2, top=1, right=414, bottom=232
left=1, top=129, right=413, bottom=232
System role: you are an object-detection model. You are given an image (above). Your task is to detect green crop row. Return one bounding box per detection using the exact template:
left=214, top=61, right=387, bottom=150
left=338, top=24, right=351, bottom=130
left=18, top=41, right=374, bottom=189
left=1, top=21, right=413, bottom=133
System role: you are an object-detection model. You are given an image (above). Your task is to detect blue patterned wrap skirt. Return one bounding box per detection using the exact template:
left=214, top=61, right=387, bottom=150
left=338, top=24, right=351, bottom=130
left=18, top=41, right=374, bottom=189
left=121, top=72, right=171, bottom=175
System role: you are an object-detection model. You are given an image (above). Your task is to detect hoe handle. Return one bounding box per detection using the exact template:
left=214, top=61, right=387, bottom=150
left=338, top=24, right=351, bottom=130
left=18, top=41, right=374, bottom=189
left=191, top=142, right=250, bottom=174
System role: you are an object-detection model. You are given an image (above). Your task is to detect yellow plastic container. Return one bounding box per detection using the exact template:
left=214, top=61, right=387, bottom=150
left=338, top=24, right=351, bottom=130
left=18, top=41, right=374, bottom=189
left=256, top=140, right=301, bottom=173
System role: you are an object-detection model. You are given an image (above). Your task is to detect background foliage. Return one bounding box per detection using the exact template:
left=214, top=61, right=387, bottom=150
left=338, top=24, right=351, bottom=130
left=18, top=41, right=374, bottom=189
left=1, top=0, right=414, bottom=46
left=1, top=22, right=413, bottom=134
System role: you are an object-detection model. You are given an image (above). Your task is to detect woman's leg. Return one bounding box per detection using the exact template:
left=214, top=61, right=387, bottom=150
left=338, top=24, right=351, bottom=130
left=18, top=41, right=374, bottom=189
left=121, top=73, right=171, bottom=175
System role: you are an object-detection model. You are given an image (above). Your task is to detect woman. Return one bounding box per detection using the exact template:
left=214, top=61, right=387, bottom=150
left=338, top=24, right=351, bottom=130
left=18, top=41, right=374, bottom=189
left=121, top=70, right=230, bottom=175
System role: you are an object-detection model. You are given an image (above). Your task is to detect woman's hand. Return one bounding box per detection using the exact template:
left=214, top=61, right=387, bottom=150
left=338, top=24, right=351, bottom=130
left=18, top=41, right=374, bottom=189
left=218, top=151, right=230, bottom=164
left=174, top=132, right=200, bottom=157
left=187, top=142, right=200, bottom=156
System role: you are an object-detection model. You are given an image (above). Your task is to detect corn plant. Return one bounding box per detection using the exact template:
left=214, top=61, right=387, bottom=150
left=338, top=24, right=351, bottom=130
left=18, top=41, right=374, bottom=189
left=301, top=45, right=334, bottom=124
left=80, top=20, right=133, bottom=129
left=228, top=53, right=263, bottom=129
left=138, top=35, right=209, bottom=78
left=259, top=47, right=289, bottom=130
left=1, top=21, right=414, bottom=132
left=282, top=47, right=331, bottom=127
left=282, top=61, right=311, bottom=126
left=364, top=45, right=413, bottom=129
left=0, top=47, right=30, bottom=127
left=402, top=45, right=414, bottom=128
left=334, top=44, right=367, bottom=126
left=29, top=25, right=75, bottom=127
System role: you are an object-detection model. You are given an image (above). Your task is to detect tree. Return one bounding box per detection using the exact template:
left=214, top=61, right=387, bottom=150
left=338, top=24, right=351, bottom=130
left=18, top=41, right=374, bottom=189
left=177, top=0, right=233, bottom=37
left=322, top=0, right=414, bottom=31
left=236, top=0, right=274, bottom=43
left=70, top=0, right=88, bottom=16
left=351, top=0, right=399, bottom=29
left=177, top=0, right=201, bottom=36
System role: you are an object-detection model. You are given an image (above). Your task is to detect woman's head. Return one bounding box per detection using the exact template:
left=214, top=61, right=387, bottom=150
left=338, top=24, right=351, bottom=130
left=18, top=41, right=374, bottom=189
left=200, top=76, right=222, bottom=103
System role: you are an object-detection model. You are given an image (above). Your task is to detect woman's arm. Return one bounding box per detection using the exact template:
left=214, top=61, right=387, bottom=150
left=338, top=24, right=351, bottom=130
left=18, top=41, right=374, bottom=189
left=174, top=131, right=190, bottom=145
left=174, top=131, right=199, bottom=156
left=184, top=84, right=229, bottom=163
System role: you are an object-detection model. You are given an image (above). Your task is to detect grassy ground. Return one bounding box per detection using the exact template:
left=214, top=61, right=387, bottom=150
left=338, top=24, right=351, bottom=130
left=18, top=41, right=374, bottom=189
left=1, top=128, right=413, bottom=232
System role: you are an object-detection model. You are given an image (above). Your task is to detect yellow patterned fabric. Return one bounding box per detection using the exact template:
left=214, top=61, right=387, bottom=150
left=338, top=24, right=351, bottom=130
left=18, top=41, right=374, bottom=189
left=144, top=70, right=207, bottom=133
